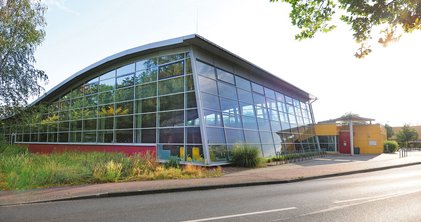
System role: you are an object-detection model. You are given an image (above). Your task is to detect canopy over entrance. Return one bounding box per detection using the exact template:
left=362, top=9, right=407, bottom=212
left=319, top=115, right=375, bottom=155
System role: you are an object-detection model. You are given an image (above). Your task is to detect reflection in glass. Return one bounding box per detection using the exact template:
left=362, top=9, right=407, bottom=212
left=196, top=60, right=215, bottom=79
left=159, top=111, right=184, bottom=127
left=159, top=93, right=184, bottom=111
left=216, top=68, right=234, bottom=84
left=117, top=63, right=135, bottom=76
left=158, top=61, right=184, bottom=79
left=206, top=127, right=226, bottom=144
left=198, top=76, right=217, bottom=94
left=159, top=128, right=183, bottom=143
left=116, top=130, right=133, bottom=143
left=159, top=77, right=184, bottom=95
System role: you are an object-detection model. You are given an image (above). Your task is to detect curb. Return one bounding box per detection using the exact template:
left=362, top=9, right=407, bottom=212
left=2, top=161, right=421, bottom=206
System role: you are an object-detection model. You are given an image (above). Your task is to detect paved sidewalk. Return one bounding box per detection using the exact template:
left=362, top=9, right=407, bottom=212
left=1, top=152, right=421, bottom=206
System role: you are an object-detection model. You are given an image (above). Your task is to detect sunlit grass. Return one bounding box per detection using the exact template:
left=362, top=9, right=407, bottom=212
left=0, top=145, right=222, bottom=190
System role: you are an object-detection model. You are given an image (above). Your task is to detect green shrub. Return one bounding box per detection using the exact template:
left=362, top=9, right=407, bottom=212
left=1, top=145, right=28, bottom=156
left=231, top=144, right=262, bottom=168
left=164, top=156, right=180, bottom=169
left=384, top=140, right=399, bottom=153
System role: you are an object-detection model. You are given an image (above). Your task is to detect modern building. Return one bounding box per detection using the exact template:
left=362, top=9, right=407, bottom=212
left=0, top=34, right=319, bottom=165
left=315, top=116, right=386, bottom=154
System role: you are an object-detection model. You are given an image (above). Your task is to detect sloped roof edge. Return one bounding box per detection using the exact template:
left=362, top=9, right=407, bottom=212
left=32, top=34, right=313, bottom=106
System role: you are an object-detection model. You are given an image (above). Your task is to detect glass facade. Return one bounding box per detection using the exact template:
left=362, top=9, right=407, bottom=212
left=196, top=60, right=318, bottom=163
left=0, top=43, right=319, bottom=165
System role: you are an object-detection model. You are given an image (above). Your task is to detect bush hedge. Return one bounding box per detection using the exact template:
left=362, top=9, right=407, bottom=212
left=231, top=144, right=262, bottom=168
left=384, top=140, right=399, bottom=153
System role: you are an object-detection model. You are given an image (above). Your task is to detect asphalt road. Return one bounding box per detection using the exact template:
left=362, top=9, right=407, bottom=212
left=2, top=165, right=421, bottom=222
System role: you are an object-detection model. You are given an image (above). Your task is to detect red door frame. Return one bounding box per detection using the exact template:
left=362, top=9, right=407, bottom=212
left=338, top=131, right=351, bottom=154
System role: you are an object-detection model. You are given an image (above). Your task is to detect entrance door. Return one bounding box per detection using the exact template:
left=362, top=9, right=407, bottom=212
left=339, top=131, right=351, bottom=154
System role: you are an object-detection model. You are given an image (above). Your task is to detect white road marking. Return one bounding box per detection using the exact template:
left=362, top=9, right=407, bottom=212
left=181, top=207, right=297, bottom=222
left=303, top=188, right=421, bottom=216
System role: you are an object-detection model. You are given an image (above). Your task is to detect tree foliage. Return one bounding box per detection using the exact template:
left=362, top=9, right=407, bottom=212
left=0, top=0, right=48, bottom=117
left=396, top=124, right=418, bottom=147
left=384, top=123, right=394, bottom=139
left=271, top=0, right=421, bottom=58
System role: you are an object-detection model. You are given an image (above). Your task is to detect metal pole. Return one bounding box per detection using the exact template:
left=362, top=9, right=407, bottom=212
left=350, top=121, right=354, bottom=156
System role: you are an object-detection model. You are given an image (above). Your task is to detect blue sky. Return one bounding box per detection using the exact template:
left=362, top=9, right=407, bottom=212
left=35, top=0, right=421, bottom=126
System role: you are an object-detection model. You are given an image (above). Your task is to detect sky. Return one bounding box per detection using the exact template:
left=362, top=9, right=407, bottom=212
left=34, top=0, right=421, bottom=127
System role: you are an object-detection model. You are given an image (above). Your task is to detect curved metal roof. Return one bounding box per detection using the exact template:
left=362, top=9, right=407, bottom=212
left=32, top=34, right=313, bottom=105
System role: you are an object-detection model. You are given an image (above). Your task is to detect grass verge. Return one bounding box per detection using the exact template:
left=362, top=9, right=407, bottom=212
left=0, top=145, right=222, bottom=190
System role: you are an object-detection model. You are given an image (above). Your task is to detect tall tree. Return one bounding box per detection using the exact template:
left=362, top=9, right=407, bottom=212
left=396, top=124, right=418, bottom=147
left=271, top=0, right=421, bottom=58
left=384, top=124, right=394, bottom=140
left=0, top=0, right=48, bottom=117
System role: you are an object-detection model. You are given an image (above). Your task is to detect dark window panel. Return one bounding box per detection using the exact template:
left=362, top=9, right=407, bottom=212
left=186, top=75, right=194, bottom=91
left=136, top=113, right=156, bottom=128
left=70, top=132, right=82, bottom=143
left=159, top=111, right=184, bottom=127
left=186, top=109, right=200, bottom=126
left=159, top=93, right=184, bottom=111
left=70, top=120, right=82, bottom=131
left=187, top=127, right=202, bottom=144
left=136, top=98, right=156, bottom=113
left=116, top=130, right=133, bottom=143
left=185, top=58, right=192, bottom=74
left=186, top=92, right=197, bottom=108
left=98, top=117, right=114, bottom=130
left=98, top=131, right=113, bottom=143
left=159, top=128, right=184, bottom=143
left=83, top=132, right=96, bottom=143
left=84, top=119, right=97, bottom=131
left=140, top=129, right=156, bottom=143
left=115, top=115, right=133, bottom=129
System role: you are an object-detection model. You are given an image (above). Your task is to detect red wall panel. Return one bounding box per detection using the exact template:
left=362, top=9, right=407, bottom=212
left=26, top=143, right=156, bottom=157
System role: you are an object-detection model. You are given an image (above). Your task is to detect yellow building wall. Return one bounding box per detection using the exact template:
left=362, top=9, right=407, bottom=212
left=353, top=124, right=386, bottom=154
left=314, top=124, right=339, bottom=135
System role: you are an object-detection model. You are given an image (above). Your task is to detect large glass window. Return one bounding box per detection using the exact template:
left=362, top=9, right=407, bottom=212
left=159, top=77, right=184, bottom=95
left=159, top=93, right=184, bottom=111
left=196, top=60, right=215, bottom=79
left=158, top=61, right=184, bottom=79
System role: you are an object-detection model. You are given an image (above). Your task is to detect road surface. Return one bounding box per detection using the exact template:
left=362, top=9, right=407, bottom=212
left=2, top=165, right=421, bottom=222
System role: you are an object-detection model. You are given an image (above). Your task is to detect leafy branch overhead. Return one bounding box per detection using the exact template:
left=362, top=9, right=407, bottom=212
left=271, top=0, right=421, bottom=58
left=0, top=0, right=48, bottom=116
